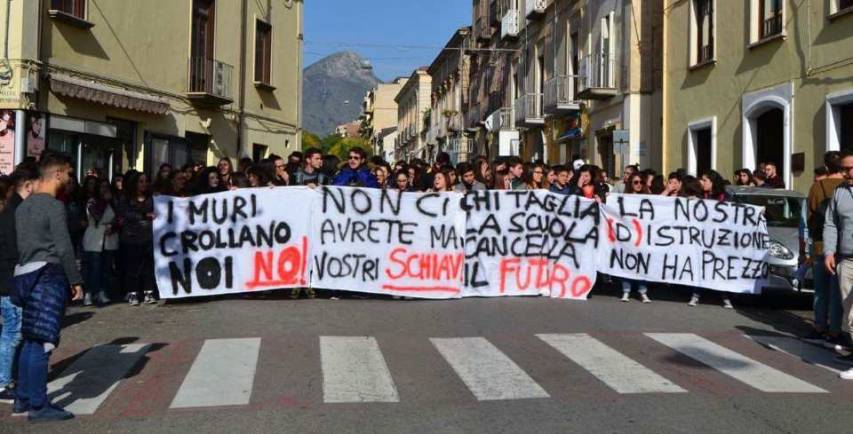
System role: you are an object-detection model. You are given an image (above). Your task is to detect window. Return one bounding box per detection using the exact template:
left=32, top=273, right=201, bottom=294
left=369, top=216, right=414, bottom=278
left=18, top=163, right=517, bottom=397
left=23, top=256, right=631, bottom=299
left=831, top=0, right=853, bottom=16
left=687, top=117, right=716, bottom=176
left=599, top=13, right=614, bottom=87
left=51, top=0, right=85, bottom=19
left=252, top=143, right=268, bottom=162
left=758, top=0, right=783, bottom=39
left=255, top=20, right=273, bottom=85
left=692, top=0, right=714, bottom=65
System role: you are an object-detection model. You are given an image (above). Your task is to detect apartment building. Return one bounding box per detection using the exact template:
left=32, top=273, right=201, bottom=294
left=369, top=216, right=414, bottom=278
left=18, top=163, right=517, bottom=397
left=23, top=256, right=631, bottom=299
left=463, top=0, right=662, bottom=175
left=0, top=0, right=302, bottom=178
left=360, top=77, right=407, bottom=161
left=394, top=67, right=432, bottom=161
left=467, top=0, right=521, bottom=159
left=664, top=0, right=853, bottom=192
left=427, top=27, right=472, bottom=164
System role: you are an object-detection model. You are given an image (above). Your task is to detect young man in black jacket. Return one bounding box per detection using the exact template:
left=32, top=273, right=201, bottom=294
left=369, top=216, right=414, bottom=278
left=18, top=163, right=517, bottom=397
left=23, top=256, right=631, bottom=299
left=13, top=153, right=83, bottom=422
left=0, top=164, right=38, bottom=403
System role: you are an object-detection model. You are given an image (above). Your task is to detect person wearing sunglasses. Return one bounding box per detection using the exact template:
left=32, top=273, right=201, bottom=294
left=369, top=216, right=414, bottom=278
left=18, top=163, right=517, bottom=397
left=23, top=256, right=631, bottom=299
left=332, top=147, right=380, bottom=188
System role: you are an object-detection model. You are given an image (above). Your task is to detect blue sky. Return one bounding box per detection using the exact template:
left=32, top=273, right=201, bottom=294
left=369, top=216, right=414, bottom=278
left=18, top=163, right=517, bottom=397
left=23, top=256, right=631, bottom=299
left=304, top=0, right=472, bottom=82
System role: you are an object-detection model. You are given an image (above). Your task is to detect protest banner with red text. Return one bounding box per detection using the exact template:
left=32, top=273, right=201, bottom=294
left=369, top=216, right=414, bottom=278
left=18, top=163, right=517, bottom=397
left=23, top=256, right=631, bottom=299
left=462, top=190, right=599, bottom=300
left=153, top=188, right=315, bottom=299
left=310, top=186, right=467, bottom=299
left=597, top=194, right=770, bottom=294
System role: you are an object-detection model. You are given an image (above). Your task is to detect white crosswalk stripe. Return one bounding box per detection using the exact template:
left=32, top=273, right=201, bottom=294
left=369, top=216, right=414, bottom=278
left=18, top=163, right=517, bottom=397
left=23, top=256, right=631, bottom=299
left=431, top=337, right=549, bottom=401
left=647, top=333, right=828, bottom=393
left=538, top=333, right=686, bottom=394
left=47, top=343, right=151, bottom=415
left=170, top=338, right=261, bottom=408
left=320, top=336, right=399, bottom=403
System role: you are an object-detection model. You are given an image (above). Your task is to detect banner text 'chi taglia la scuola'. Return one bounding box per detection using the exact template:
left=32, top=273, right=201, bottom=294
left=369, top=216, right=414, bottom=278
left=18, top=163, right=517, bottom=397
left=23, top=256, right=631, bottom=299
left=153, top=187, right=769, bottom=300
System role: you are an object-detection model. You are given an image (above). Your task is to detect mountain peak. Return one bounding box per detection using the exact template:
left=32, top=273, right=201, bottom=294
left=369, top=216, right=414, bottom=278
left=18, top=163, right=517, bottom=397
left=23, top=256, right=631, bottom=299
left=303, top=51, right=382, bottom=135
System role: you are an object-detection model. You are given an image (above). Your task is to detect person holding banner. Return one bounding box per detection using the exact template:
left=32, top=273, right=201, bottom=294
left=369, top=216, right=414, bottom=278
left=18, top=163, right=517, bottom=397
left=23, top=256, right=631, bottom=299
left=824, top=151, right=853, bottom=377
left=453, top=163, right=486, bottom=193
left=569, top=165, right=605, bottom=202
left=620, top=173, right=653, bottom=303
left=430, top=170, right=452, bottom=193
left=549, top=165, right=572, bottom=196
left=687, top=170, right=734, bottom=309
left=503, top=157, right=527, bottom=191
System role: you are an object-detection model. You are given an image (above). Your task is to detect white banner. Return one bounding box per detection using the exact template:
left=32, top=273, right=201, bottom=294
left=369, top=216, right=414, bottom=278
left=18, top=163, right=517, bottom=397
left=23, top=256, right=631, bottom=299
left=153, top=188, right=315, bottom=299
left=462, top=190, right=598, bottom=299
left=153, top=188, right=770, bottom=300
left=310, top=187, right=466, bottom=299
left=597, top=194, right=769, bottom=294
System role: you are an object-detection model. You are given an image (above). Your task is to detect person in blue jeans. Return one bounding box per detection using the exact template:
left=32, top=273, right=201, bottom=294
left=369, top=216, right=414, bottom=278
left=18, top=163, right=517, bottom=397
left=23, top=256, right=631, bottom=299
left=0, top=164, right=39, bottom=402
left=12, top=153, right=83, bottom=422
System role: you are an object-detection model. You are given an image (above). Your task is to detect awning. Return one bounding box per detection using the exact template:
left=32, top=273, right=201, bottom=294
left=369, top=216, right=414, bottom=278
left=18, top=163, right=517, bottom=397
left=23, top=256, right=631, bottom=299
left=50, top=73, right=170, bottom=115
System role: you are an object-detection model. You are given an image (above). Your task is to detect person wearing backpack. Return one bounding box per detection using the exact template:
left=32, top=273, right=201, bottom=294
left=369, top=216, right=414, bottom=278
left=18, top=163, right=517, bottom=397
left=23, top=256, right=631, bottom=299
left=824, top=150, right=853, bottom=379
left=805, top=151, right=845, bottom=345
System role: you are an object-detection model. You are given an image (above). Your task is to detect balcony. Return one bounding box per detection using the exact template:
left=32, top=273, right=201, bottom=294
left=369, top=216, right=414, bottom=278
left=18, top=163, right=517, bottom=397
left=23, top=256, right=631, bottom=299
left=514, top=93, right=545, bottom=127
left=498, top=107, right=514, bottom=130
left=476, top=15, right=492, bottom=42
left=577, top=53, right=618, bottom=100
left=501, top=9, right=519, bottom=40
left=544, top=75, right=581, bottom=114
left=187, top=58, right=233, bottom=106
left=526, top=0, right=547, bottom=18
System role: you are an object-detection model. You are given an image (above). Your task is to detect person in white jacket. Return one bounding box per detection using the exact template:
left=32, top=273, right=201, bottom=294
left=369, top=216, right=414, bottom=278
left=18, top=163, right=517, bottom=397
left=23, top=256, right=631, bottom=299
left=82, top=179, right=119, bottom=306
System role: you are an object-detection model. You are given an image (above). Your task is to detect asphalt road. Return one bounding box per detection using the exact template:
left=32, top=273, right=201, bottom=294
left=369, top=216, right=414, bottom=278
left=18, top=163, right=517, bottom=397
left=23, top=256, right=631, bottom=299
left=2, top=285, right=852, bottom=434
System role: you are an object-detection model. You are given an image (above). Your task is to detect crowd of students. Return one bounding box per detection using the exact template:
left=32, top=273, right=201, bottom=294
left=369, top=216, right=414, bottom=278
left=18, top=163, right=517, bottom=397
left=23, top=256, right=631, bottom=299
left=0, top=146, right=802, bottom=311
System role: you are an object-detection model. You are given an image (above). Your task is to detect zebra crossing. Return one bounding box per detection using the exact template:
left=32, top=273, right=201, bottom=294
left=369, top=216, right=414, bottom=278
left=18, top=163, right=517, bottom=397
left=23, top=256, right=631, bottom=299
left=7, top=332, right=846, bottom=418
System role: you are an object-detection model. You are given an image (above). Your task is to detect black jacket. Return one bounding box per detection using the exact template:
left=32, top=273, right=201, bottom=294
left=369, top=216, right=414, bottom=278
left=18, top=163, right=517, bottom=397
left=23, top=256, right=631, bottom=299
left=0, top=193, right=23, bottom=296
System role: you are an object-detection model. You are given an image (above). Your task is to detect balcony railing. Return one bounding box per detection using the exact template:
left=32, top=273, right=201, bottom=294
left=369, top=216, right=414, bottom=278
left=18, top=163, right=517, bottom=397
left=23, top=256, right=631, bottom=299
left=526, top=0, right=547, bottom=18
left=544, top=75, right=580, bottom=114
left=761, top=14, right=783, bottom=39
left=498, top=107, right=514, bottom=131
left=514, top=93, right=544, bottom=126
left=187, top=57, right=233, bottom=105
left=501, top=8, right=519, bottom=40
left=577, top=53, right=618, bottom=100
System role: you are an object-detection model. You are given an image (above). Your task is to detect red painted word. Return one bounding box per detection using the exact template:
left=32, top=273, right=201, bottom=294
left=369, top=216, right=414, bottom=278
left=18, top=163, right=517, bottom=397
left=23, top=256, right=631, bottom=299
left=606, top=217, right=643, bottom=247
left=383, top=247, right=463, bottom=294
left=245, top=237, right=309, bottom=289
left=498, top=257, right=592, bottom=299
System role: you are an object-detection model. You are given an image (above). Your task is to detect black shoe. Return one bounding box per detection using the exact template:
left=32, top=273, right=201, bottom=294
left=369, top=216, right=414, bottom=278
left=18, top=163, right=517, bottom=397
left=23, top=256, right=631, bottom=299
left=0, top=387, right=14, bottom=404
left=27, top=404, right=74, bottom=422
left=834, top=353, right=853, bottom=364
left=12, top=399, right=29, bottom=416
left=829, top=335, right=853, bottom=351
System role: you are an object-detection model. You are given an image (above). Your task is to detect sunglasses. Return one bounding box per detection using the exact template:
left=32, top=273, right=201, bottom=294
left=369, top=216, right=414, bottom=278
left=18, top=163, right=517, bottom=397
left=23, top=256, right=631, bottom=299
left=348, top=156, right=361, bottom=161
left=632, top=180, right=643, bottom=185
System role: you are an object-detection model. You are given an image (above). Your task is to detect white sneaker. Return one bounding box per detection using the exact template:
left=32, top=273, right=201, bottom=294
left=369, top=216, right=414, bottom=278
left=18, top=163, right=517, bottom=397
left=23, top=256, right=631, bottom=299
left=97, top=293, right=111, bottom=305
left=641, top=294, right=652, bottom=304
left=128, top=293, right=140, bottom=306
left=840, top=367, right=853, bottom=380
left=83, top=293, right=93, bottom=306
left=688, top=295, right=699, bottom=307
left=620, top=293, right=630, bottom=302
left=144, top=291, right=157, bottom=305
left=722, top=298, right=734, bottom=309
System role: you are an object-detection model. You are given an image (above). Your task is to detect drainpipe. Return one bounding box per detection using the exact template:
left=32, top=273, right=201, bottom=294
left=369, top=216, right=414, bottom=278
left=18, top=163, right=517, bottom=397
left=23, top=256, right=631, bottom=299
left=235, top=0, right=248, bottom=159
left=660, top=2, right=669, bottom=173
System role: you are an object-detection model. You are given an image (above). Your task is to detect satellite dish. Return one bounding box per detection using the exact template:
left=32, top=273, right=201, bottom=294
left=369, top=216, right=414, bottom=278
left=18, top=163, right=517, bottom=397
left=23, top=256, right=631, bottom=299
left=361, top=60, right=373, bottom=70
left=344, top=100, right=350, bottom=104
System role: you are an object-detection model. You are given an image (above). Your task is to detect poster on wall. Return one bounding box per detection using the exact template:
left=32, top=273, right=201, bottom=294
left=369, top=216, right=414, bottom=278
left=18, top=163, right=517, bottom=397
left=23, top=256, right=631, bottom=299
left=26, top=112, right=46, bottom=158
left=0, top=110, right=15, bottom=174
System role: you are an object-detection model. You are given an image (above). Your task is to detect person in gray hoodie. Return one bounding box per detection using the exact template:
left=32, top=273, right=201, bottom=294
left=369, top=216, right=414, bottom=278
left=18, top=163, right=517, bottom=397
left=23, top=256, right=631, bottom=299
left=824, top=150, right=853, bottom=379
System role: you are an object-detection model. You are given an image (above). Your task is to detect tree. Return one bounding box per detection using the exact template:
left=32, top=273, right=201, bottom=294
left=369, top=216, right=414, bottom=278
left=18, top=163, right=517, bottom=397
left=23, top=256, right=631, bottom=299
left=327, top=137, right=373, bottom=160
left=303, top=131, right=322, bottom=149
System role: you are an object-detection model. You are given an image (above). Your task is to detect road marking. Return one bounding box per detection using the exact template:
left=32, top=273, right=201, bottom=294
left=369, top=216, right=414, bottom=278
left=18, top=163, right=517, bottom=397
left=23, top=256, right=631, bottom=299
left=320, top=336, right=399, bottom=403
left=745, top=334, right=848, bottom=374
left=170, top=338, right=261, bottom=408
left=48, top=343, right=151, bottom=415
left=647, top=333, right=827, bottom=393
left=431, top=337, right=549, bottom=401
left=537, top=333, right=686, bottom=394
